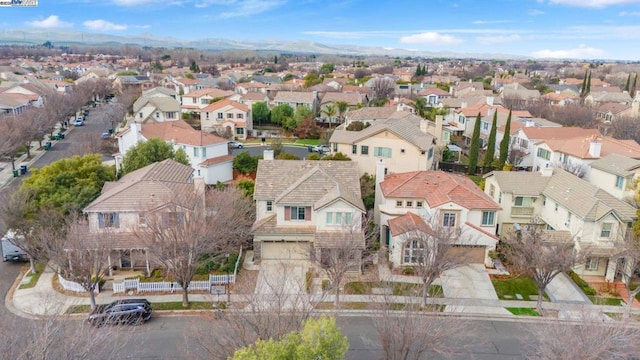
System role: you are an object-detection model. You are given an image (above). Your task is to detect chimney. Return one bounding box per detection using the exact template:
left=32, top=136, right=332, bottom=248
left=487, top=108, right=493, bottom=117
left=435, top=115, right=444, bottom=145
left=461, top=102, right=467, bottom=109
left=263, top=149, right=274, bottom=160
left=525, top=120, right=535, bottom=127
left=375, top=159, right=386, bottom=184
left=486, top=96, right=494, bottom=106
left=420, top=119, right=429, bottom=133
left=540, top=162, right=553, bottom=177
left=589, top=137, right=602, bottom=158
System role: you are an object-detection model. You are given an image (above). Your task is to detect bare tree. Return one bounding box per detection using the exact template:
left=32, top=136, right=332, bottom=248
left=139, top=187, right=254, bottom=307
left=42, top=214, right=112, bottom=310
left=370, top=77, right=395, bottom=101
left=608, top=221, right=640, bottom=319
left=610, top=115, right=640, bottom=143
left=0, top=116, right=26, bottom=171
left=508, top=147, right=528, bottom=167
left=394, top=212, right=474, bottom=306
left=189, top=261, right=321, bottom=359
left=0, top=310, right=139, bottom=360
left=524, top=309, right=640, bottom=360
left=500, top=222, right=582, bottom=313
left=44, top=92, right=79, bottom=128
left=370, top=291, right=477, bottom=360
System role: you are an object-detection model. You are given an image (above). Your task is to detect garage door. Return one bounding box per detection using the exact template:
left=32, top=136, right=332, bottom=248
left=449, top=245, right=485, bottom=264
left=261, top=242, right=310, bottom=260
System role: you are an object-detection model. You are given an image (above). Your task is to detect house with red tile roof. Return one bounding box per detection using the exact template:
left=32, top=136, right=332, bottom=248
left=180, top=88, right=236, bottom=113
left=115, top=120, right=233, bottom=185
left=199, top=99, right=252, bottom=140
left=375, top=162, right=501, bottom=268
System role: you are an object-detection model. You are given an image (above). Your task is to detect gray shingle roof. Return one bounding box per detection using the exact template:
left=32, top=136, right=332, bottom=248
left=484, top=171, right=551, bottom=196
left=589, top=154, right=640, bottom=177
left=330, top=113, right=435, bottom=151
left=83, top=159, right=194, bottom=212
left=254, top=160, right=364, bottom=211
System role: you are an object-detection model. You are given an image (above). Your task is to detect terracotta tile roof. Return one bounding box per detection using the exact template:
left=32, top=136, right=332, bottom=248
left=201, top=99, right=249, bottom=112
left=543, top=135, right=640, bottom=160
left=242, top=92, right=268, bottom=101
left=182, top=88, right=235, bottom=98
left=381, top=171, right=500, bottom=210
left=388, top=212, right=434, bottom=237
left=140, top=120, right=227, bottom=146
left=199, top=154, right=234, bottom=167
left=175, top=78, right=198, bottom=86
left=521, top=127, right=600, bottom=141
left=83, top=159, right=194, bottom=212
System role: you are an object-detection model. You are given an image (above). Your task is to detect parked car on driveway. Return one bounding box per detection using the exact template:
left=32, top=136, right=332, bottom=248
left=101, top=132, right=111, bottom=140
left=228, top=141, right=244, bottom=149
left=88, top=298, right=152, bottom=326
left=73, top=118, right=84, bottom=126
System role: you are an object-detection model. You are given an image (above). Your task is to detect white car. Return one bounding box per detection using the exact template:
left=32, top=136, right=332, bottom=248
left=73, top=118, right=84, bottom=126
left=313, top=145, right=330, bottom=153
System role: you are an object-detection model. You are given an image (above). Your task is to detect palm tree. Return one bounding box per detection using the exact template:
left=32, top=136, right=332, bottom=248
left=335, top=101, right=349, bottom=124
left=322, top=104, right=337, bottom=127
left=425, top=106, right=448, bottom=121
left=410, top=97, right=428, bottom=118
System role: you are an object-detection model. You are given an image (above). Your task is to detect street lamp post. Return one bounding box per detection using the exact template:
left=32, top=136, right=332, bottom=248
left=225, top=254, right=231, bottom=307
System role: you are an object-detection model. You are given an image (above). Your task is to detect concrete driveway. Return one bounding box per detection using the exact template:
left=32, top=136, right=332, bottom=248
left=254, top=260, right=310, bottom=310
left=440, top=264, right=512, bottom=315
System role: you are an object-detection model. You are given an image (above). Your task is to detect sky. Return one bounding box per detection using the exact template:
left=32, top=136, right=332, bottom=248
left=2, top=0, right=640, bottom=60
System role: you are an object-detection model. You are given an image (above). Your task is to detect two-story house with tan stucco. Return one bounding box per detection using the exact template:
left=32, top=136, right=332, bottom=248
left=199, top=99, right=253, bottom=140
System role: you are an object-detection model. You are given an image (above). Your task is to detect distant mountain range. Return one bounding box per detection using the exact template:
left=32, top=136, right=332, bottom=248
left=0, top=29, right=526, bottom=60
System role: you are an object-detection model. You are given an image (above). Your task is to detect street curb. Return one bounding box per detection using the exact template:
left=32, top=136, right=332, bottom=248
left=4, top=267, right=40, bottom=320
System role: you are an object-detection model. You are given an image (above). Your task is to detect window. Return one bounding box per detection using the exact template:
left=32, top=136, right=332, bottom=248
left=332, top=143, right=337, bottom=152
left=481, top=211, right=495, bottom=226
left=482, top=121, right=489, bottom=131
left=193, top=147, right=199, bottom=157
left=361, top=146, right=369, bottom=155
left=615, top=176, right=624, bottom=189
left=237, top=113, right=243, bottom=119
left=396, top=201, right=402, bottom=207
left=352, top=145, right=357, bottom=155
left=138, top=212, right=147, bottom=227
left=406, top=201, right=413, bottom=207
left=326, top=212, right=333, bottom=225
left=202, top=147, right=206, bottom=157
left=161, top=212, right=185, bottom=227
left=537, top=148, right=551, bottom=160
left=155, top=112, right=160, bottom=118
left=166, top=112, right=176, bottom=119
left=566, top=213, right=571, bottom=226
left=443, top=213, right=456, bottom=228
left=266, top=201, right=273, bottom=212
left=542, top=196, right=546, bottom=205
left=514, top=197, right=533, bottom=206
left=206, top=112, right=210, bottom=119
left=498, top=193, right=502, bottom=204
left=374, top=147, right=392, bottom=158
left=98, top=212, right=119, bottom=229
left=326, top=211, right=353, bottom=225
left=290, top=206, right=306, bottom=220
left=217, top=112, right=223, bottom=119
left=554, top=202, right=559, bottom=212
left=139, top=113, right=143, bottom=118
left=585, top=257, right=599, bottom=271
left=416, top=201, right=423, bottom=208
left=403, top=240, right=425, bottom=264
left=236, top=128, right=244, bottom=135
left=600, top=223, right=613, bottom=238
left=428, top=148, right=434, bottom=159
left=227, top=113, right=233, bottom=119
left=489, top=184, right=495, bottom=197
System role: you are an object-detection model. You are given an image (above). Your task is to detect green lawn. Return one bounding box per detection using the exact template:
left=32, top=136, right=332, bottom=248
left=506, top=307, right=540, bottom=316
left=491, top=276, right=546, bottom=301
left=588, top=296, right=624, bottom=306
left=343, top=281, right=444, bottom=298
left=292, top=139, right=321, bottom=146
left=18, top=262, right=45, bottom=289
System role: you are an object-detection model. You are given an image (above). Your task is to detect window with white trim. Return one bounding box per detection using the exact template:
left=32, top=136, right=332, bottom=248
left=585, top=257, right=599, bottom=271
left=374, top=147, right=392, bottom=158
left=403, top=239, right=425, bottom=264
left=443, top=213, right=456, bottom=228
left=98, top=212, right=119, bottom=229
left=481, top=211, right=495, bottom=226
left=537, top=148, right=551, bottom=160
left=266, top=201, right=273, bottom=212
left=600, top=223, right=613, bottom=238
left=615, top=176, right=624, bottom=189
left=406, top=201, right=413, bottom=207
left=416, top=201, right=423, bottom=207
left=290, top=206, right=306, bottom=220
left=326, top=211, right=353, bottom=225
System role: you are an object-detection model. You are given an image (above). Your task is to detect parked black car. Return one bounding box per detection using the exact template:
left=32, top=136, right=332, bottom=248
left=88, top=298, right=152, bottom=326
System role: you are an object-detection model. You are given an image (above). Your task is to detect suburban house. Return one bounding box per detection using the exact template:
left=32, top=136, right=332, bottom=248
left=457, top=103, right=532, bottom=146
left=83, top=159, right=203, bottom=275
left=532, top=133, right=640, bottom=178
left=272, top=91, right=319, bottom=113
left=484, top=168, right=637, bottom=282
left=115, top=120, right=233, bottom=185
left=586, top=154, right=640, bottom=203
left=180, top=88, right=236, bottom=113
left=113, top=75, right=154, bottom=93
left=252, top=156, right=366, bottom=272
left=329, top=112, right=437, bottom=176
left=234, top=82, right=268, bottom=95
left=375, top=163, right=501, bottom=268
left=199, top=99, right=252, bottom=140
left=343, top=107, right=399, bottom=126
left=0, top=82, right=49, bottom=115
left=416, top=87, right=451, bottom=106
left=238, top=92, right=270, bottom=109
left=132, top=94, right=181, bottom=123
left=319, top=92, right=367, bottom=120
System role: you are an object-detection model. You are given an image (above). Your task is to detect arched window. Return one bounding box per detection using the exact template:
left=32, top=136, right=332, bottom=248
left=403, top=239, right=425, bottom=264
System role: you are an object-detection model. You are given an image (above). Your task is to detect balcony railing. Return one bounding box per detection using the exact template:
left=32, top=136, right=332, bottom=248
left=511, top=206, right=534, bottom=217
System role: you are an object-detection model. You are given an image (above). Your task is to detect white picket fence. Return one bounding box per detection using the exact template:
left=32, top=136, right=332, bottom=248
left=113, top=247, right=242, bottom=294
left=58, top=273, right=99, bottom=294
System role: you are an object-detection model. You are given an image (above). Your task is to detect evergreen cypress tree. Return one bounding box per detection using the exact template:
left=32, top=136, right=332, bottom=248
left=580, top=69, right=588, bottom=96
left=483, top=110, right=498, bottom=168
left=625, top=73, right=631, bottom=92
left=586, top=71, right=591, bottom=94
left=498, top=109, right=512, bottom=168
left=467, top=112, right=482, bottom=175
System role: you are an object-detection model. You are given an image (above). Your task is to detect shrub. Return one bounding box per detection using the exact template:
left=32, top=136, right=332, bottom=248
left=305, top=271, right=313, bottom=293
left=321, top=279, right=331, bottom=291
left=568, top=270, right=597, bottom=296
left=402, top=266, right=415, bottom=275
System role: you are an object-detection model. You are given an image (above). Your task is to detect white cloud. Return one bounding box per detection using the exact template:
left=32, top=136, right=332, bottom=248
left=547, top=0, right=640, bottom=8
left=195, top=0, right=234, bottom=7
left=620, top=10, right=640, bottom=15
left=112, top=0, right=162, bottom=5
left=83, top=19, right=128, bottom=31
left=528, top=9, right=544, bottom=15
left=476, top=34, right=521, bottom=45
left=218, top=0, right=285, bottom=18
left=532, top=44, right=605, bottom=58
left=399, top=32, right=463, bottom=45
left=25, top=15, right=72, bottom=29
